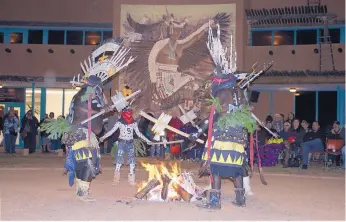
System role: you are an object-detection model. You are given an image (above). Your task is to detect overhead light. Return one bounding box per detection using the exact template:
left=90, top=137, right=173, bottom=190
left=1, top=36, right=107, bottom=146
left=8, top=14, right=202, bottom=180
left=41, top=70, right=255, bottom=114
left=289, top=88, right=297, bottom=93
left=75, top=86, right=81, bottom=90
left=295, top=92, right=300, bottom=96
left=0, top=84, right=3, bottom=88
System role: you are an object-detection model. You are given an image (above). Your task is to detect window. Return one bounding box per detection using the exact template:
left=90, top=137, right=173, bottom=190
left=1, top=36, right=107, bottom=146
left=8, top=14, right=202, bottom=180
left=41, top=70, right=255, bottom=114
left=28, top=30, right=43, bottom=44
left=85, top=31, right=101, bottom=45
left=25, top=88, right=41, bottom=119
left=64, top=89, right=79, bottom=116
left=10, top=32, right=23, bottom=44
left=46, top=88, right=63, bottom=117
left=48, top=30, right=65, bottom=44
left=273, top=30, right=294, bottom=45
left=296, top=29, right=317, bottom=45
left=251, top=31, right=272, bottom=46
left=319, top=28, right=340, bottom=43
left=103, top=31, right=113, bottom=41
left=0, top=32, right=3, bottom=43
left=66, top=31, right=83, bottom=45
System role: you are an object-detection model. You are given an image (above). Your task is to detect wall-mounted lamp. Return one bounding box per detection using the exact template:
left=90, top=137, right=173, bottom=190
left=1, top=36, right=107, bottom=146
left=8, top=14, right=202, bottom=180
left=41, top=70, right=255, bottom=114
left=0, top=84, right=3, bottom=88
left=27, top=48, right=32, bottom=53
left=75, top=86, right=81, bottom=90
left=295, top=92, right=300, bottom=96
left=48, top=49, right=54, bottom=54
left=289, top=88, right=297, bottom=93
left=5, top=48, right=11, bottom=53
left=70, top=49, right=75, bottom=54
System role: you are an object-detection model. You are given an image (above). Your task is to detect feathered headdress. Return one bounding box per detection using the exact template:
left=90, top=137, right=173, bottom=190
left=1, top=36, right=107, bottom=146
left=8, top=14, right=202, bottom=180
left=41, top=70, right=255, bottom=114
left=70, top=38, right=135, bottom=87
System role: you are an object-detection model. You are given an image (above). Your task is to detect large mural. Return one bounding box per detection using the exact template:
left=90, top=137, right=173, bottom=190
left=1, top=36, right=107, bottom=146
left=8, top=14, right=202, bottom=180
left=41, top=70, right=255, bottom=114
left=120, top=4, right=236, bottom=115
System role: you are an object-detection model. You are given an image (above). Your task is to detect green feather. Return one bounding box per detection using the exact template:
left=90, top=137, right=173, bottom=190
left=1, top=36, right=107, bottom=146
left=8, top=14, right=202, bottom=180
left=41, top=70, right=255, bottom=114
left=217, top=105, right=257, bottom=133
left=134, top=138, right=146, bottom=157
left=40, top=117, right=73, bottom=140
left=81, top=86, right=95, bottom=102
left=205, top=95, right=222, bottom=112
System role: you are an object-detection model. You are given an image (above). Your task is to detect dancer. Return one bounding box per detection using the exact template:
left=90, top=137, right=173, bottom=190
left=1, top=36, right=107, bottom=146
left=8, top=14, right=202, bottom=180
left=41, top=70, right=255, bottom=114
left=100, top=106, right=151, bottom=186
left=41, top=38, right=135, bottom=202
left=188, top=23, right=271, bottom=209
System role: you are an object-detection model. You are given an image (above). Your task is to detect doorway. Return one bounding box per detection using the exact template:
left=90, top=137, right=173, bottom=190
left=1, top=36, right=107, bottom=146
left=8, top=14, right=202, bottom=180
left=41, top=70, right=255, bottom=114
left=0, top=102, right=25, bottom=148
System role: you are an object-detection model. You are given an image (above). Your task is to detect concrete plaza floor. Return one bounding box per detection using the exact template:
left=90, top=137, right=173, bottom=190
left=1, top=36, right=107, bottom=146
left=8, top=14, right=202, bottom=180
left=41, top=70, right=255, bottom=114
left=0, top=152, right=345, bottom=220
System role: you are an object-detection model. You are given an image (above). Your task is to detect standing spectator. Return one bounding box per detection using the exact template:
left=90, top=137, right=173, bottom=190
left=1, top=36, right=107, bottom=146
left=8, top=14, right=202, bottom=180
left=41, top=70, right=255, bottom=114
left=301, top=121, right=325, bottom=169
left=106, top=110, right=120, bottom=155
left=4, top=108, right=19, bottom=155
left=49, top=112, right=59, bottom=151
left=40, top=114, right=51, bottom=153
left=286, top=112, right=295, bottom=125
left=272, top=113, right=284, bottom=133
left=20, top=110, right=39, bottom=154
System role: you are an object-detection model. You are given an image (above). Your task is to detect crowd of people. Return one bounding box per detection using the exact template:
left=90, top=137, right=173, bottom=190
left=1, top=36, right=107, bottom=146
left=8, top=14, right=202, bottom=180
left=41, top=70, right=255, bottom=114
left=0, top=108, right=66, bottom=155
left=0, top=106, right=345, bottom=170
left=256, top=112, right=345, bottom=169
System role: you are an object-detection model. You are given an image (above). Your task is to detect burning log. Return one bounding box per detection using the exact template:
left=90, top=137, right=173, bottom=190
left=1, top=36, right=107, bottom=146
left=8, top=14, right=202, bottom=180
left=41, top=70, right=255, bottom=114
left=174, top=183, right=193, bottom=202
left=161, top=174, right=172, bottom=200
left=134, top=179, right=160, bottom=199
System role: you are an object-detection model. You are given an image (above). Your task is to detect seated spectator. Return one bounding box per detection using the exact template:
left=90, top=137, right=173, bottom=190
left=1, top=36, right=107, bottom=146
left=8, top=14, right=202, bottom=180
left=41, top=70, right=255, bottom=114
left=265, top=115, right=273, bottom=130
left=286, top=112, right=295, bottom=125
left=301, top=120, right=311, bottom=133
left=327, top=121, right=342, bottom=139
left=280, top=121, right=295, bottom=168
left=326, top=121, right=343, bottom=166
left=291, top=119, right=306, bottom=152
left=340, top=126, right=345, bottom=169
left=301, top=121, right=325, bottom=169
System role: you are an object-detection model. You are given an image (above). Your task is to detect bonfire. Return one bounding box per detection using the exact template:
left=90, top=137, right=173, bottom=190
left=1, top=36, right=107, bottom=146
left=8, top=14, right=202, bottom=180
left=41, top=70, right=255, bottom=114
left=135, top=162, right=207, bottom=202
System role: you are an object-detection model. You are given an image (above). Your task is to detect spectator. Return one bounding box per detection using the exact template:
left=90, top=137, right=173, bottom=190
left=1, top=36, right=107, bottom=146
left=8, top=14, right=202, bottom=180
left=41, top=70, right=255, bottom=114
left=106, top=110, right=120, bottom=156
left=326, top=121, right=343, bottom=166
left=327, top=121, right=342, bottom=139
left=291, top=119, right=306, bottom=150
left=4, top=108, right=19, bottom=155
left=340, top=125, right=345, bottom=169
left=20, top=110, right=39, bottom=154
left=301, top=120, right=311, bottom=133
left=301, top=121, right=325, bottom=169
left=265, top=115, right=273, bottom=129
left=280, top=121, right=295, bottom=167
left=286, top=112, right=295, bottom=125
left=40, top=114, right=51, bottom=153
left=1, top=107, right=19, bottom=149
left=272, top=113, right=284, bottom=133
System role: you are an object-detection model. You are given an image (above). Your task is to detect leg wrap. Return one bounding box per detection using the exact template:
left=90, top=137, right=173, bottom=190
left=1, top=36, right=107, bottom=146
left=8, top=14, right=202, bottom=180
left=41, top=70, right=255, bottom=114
left=233, top=188, right=246, bottom=207
left=196, top=189, right=221, bottom=210
left=243, top=176, right=254, bottom=196
left=115, top=163, right=122, bottom=172
left=129, top=164, right=135, bottom=175
left=76, top=180, right=90, bottom=197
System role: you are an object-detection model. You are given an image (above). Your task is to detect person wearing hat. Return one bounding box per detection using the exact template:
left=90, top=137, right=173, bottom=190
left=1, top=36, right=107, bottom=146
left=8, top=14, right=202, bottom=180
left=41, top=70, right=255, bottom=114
left=187, top=24, right=268, bottom=209
left=100, top=106, right=152, bottom=186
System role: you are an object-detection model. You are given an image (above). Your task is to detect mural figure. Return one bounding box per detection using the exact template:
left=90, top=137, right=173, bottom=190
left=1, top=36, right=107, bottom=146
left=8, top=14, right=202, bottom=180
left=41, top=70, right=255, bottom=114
left=123, top=8, right=232, bottom=112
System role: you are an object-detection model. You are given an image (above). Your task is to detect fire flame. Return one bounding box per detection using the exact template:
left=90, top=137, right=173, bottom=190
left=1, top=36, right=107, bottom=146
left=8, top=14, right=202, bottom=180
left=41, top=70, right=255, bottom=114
left=137, top=162, right=182, bottom=200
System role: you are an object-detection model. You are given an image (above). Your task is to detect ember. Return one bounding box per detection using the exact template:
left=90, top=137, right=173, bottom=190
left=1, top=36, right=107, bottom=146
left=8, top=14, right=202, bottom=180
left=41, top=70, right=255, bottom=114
left=135, top=162, right=207, bottom=202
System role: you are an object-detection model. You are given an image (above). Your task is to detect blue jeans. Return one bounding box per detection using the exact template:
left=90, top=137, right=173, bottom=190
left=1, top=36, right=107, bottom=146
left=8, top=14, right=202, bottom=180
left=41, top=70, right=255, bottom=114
left=302, top=139, right=324, bottom=165
left=116, top=140, right=135, bottom=165
left=4, top=134, right=16, bottom=154
left=150, top=144, right=161, bottom=157
left=342, top=146, right=345, bottom=169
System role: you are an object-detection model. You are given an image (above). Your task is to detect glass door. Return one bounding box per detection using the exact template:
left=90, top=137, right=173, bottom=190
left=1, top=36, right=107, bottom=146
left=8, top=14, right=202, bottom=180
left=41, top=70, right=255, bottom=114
left=0, top=102, right=25, bottom=148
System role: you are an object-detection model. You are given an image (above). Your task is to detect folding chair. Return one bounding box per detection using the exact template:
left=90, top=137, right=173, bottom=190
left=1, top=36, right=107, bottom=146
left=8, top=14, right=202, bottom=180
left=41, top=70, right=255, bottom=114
left=324, top=138, right=344, bottom=169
